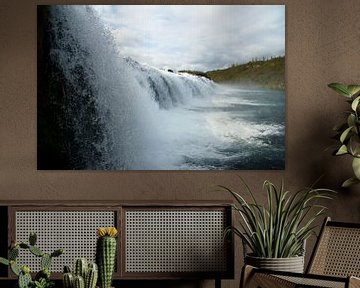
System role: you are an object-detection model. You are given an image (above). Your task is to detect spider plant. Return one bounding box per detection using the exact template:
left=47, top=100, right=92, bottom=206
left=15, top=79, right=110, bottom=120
left=221, top=179, right=335, bottom=258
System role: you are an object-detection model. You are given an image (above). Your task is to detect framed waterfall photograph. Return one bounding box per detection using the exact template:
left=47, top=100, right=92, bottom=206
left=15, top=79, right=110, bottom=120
left=37, top=5, right=285, bottom=170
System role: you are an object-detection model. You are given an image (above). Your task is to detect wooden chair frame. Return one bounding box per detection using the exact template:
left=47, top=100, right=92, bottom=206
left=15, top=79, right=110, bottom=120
left=241, top=217, right=360, bottom=288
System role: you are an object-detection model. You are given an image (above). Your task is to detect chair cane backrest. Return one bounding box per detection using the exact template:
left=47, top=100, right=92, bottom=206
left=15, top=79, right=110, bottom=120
left=307, top=217, right=360, bottom=278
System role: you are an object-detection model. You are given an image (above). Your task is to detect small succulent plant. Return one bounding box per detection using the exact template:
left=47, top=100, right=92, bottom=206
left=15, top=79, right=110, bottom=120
left=62, top=258, right=98, bottom=288
left=33, top=278, right=54, bottom=288
left=0, top=232, right=63, bottom=288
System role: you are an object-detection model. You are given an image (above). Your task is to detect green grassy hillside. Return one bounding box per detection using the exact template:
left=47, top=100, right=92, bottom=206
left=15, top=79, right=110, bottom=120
left=181, top=56, right=285, bottom=90
left=207, top=56, right=285, bottom=90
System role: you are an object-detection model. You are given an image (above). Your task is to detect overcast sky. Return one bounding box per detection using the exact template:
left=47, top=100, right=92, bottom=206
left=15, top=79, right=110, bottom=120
left=93, top=5, right=285, bottom=71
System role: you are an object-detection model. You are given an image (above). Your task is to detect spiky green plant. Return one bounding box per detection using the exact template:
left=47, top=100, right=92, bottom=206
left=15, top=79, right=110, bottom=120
left=221, top=178, right=335, bottom=258
left=19, top=266, right=32, bottom=288
left=62, top=260, right=98, bottom=288
left=85, top=262, right=98, bottom=288
left=96, top=227, right=118, bottom=288
left=32, top=278, right=54, bottom=288
left=73, top=275, right=85, bottom=288
left=0, top=232, right=63, bottom=288
left=62, top=270, right=74, bottom=288
left=328, top=82, right=360, bottom=187
left=74, top=258, right=88, bottom=280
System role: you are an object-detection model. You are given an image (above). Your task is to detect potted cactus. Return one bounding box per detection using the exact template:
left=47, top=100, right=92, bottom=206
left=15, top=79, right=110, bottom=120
left=0, top=232, right=64, bottom=288
left=96, top=227, right=118, bottom=288
left=62, top=258, right=98, bottom=288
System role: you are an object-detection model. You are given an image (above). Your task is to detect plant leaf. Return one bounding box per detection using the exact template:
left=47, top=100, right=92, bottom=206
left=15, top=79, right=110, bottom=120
left=340, top=126, right=353, bottom=143
left=348, top=114, right=356, bottom=128
left=351, top=96, right=360, bottom=111
left=29, top=232, right=37, bottom=246
left=328, top=83, right=351, bottom=97
left=350, top=135, right=360, bottom=156
left=336, top=145, right=348, bottom=155
left=342, top=177, right=360, bottom=188
left=222, top=178, right=335, bottom=258
left=0, top=257, right=9, bottom=266
left=347, top=85, right=360, bottom=97
left=10, top=261, right=20, bottom=276
left=352, top=157, right=360, bottom=179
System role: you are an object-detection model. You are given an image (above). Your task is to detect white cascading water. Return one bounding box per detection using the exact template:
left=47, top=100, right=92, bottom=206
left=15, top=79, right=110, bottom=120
left=47, top=5, right=285, bottom=170
left=48, top=5, right=215, bottom=169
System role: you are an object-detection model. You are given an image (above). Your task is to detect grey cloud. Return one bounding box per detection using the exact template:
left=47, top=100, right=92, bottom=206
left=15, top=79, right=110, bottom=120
left=93, top=5, right=285, bottom=71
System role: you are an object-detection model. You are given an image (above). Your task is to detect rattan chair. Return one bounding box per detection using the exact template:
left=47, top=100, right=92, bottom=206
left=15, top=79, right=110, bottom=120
left=241, top=217, right=360, bottom=288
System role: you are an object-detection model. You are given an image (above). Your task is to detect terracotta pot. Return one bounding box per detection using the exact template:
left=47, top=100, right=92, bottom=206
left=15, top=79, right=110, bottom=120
left=245, top=254, right=304, bottom=273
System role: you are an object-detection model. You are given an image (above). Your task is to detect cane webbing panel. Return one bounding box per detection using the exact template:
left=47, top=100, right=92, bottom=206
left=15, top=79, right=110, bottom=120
left=15, top=211, right=115, bottom=272
left=249, top=272, right=297, bottom=288
left=125, top=210, right=227, bottom=273
left=277, top=275, right=345, bottom=288
left=309, top=226, right=360, bottom=277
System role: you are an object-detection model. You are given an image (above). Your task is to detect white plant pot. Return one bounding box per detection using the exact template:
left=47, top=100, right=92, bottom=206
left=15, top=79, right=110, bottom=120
left=245, top=254, right=305, bottom=273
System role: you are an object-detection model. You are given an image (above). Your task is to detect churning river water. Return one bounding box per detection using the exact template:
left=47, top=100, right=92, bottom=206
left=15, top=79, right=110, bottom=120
left=149, top=85, right=285, bottom=170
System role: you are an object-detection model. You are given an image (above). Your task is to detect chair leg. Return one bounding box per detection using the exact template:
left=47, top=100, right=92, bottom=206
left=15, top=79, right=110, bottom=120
left=240, top=265, right=255, bottom=288
left=349, top=276, right=360, bottom=288
left=215, top=278, right=221, bottom=288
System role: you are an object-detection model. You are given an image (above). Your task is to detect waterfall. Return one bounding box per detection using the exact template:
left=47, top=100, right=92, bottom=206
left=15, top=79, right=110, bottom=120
left=39, top=5, right=215, bottom=170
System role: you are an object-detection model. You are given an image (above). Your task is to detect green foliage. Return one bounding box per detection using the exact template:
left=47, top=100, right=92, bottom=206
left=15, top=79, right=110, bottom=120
left=19, top=270, right=32, bottom=288
left=63, top=272, right=74, bottom=288
left=0, top=257, right=9, bottom=266
left=0, top=232, right=64, bottom=288
left=50, top=248, right=63, bottom=258
left=74, top=275, right=85, bottom=288
left=35, top=268, right=51, bottom=282
left=19, top=243, right=30, bottom=249
left=85, top=263, right=98, bottom=288
left=9, top=247, right=20, bottom=260
left=96, top=236, right=117, bottom=288
left=29, top=246, right=44, bottom=257
left=40, top=254, right=52, bottom=270
left=329, top=82, right=360, bottom=187
left=32, top=278, right=54, bottom=288
left=221, top=178, right=335, bottom=258
left=74, top=258, right=87, bottom=279
left=63, top=259, right=98, bottom=288
left=29, top=232, right=37, bottom=246
left=10, top=260, right=21, bottom=276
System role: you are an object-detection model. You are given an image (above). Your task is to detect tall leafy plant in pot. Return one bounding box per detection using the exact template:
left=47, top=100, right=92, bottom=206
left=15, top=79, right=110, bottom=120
left=221, top=179, right=334, bottom=272
left=328, top=83, right=360, bottom=187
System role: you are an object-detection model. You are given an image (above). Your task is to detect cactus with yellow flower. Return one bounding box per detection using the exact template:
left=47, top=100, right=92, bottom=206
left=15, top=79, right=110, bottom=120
left=96, top=227, right=118, bottom=288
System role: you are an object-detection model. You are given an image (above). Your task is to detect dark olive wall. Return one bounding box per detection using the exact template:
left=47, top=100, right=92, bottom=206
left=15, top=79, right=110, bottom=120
left=1, top=0, right=360, bottom=287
